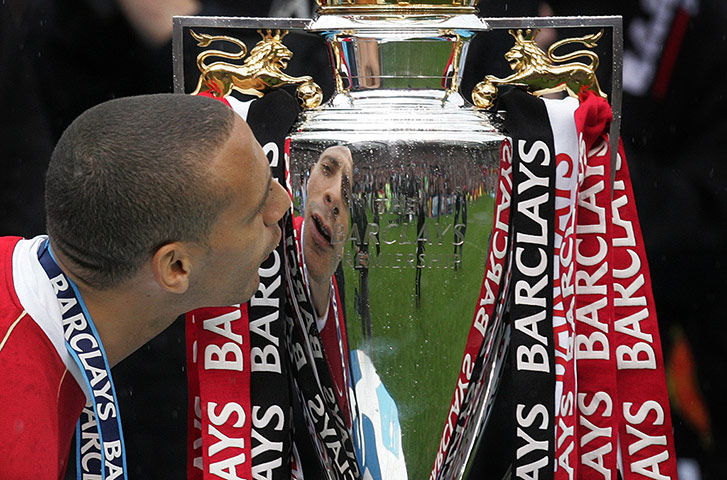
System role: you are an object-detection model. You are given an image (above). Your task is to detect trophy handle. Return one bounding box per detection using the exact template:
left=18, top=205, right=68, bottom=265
left=471, top=28, right=607, bottom=110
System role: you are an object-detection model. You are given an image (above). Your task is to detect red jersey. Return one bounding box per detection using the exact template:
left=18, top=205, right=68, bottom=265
left=0, top=236, right=86, bottom=479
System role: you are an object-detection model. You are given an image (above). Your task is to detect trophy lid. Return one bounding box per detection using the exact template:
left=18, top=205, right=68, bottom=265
left=315, top=0, right=479, bottom=15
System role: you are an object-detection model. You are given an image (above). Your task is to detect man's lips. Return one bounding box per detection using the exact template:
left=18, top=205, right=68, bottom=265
left=311, top=213, right=333, bottom=248
left=262, top=225, right=282, bottom=262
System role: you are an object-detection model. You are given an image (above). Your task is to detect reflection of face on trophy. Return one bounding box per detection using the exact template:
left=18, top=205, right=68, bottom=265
left=303, top=145, right=353, bottom=313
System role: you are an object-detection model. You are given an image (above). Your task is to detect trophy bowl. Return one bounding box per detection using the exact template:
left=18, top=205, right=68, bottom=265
left=284, top=8, right=510, bottom=479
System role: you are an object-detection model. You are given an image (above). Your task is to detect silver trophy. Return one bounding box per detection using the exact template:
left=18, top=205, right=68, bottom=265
left=173, top=3, right=622, bottom=479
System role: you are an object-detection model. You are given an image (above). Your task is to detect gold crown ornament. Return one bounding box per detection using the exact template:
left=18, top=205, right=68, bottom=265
left=191, top=29, right=323, bottom=108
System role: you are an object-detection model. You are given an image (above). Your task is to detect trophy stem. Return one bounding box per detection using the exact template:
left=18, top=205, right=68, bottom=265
left=310, top=14, right=489, bottom=106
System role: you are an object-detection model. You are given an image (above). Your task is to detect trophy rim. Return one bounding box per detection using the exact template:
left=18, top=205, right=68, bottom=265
left=317, top=5, right=478, bottom=15
left=315, top=0, right=479, bottom=15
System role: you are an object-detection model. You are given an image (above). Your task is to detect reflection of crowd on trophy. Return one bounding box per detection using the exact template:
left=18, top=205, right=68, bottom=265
left=343, top=149, right=494, bottom=282
left=329, top=147, right=497, bottom=310
left=350, top=160, right=494, bottom=222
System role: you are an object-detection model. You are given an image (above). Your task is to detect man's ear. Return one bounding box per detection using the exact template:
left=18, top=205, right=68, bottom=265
left=151, top=243, right=194, bottom=294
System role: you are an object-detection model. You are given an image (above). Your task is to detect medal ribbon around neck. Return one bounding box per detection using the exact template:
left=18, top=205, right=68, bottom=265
left=37, top=240, right=127, bottom=480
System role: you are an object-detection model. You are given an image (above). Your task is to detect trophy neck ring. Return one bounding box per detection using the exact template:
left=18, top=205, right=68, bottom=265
left=314, top=0, right=480, bottom=15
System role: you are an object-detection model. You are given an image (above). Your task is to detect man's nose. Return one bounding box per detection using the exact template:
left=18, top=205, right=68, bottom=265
left=264, top=179, right=291, bottom=226
left=325, top=188, right=341, bottom=216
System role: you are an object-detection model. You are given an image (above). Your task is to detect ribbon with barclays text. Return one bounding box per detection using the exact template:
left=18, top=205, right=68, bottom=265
left=432, top=90, right=677, bottom=479
left=505, top=90, right=558, bottom=480
left=37, top=241, right=128, bottom=480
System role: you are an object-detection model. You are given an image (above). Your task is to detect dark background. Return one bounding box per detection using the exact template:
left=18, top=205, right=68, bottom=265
left=2, top=0, right=724, bottom=478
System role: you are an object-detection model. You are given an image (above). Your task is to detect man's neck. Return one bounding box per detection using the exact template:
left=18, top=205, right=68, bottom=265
left=52, top=248, right=180, bottom=367
left=78, top=283, right=178, bottom=367
left=308, top=274, right=331, bottom=319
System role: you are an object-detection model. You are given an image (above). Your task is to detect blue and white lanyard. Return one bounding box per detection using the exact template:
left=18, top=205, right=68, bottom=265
left=37, top=240, right=127, bottom=480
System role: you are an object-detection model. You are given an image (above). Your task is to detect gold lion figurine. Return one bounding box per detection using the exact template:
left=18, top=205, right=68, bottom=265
left=191, top=29, right=322, bottom=108
left=472, top=29, right=607, bottom=109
